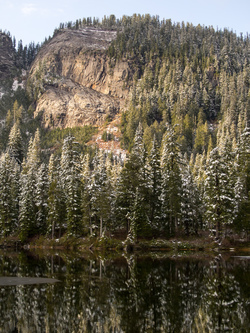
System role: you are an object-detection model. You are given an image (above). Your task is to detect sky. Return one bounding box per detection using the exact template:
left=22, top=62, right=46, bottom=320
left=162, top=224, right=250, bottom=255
left=0, top=0, right=249, bottom=46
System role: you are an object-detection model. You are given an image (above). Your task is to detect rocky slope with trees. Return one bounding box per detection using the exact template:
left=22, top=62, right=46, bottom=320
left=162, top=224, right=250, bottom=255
left=0, top=14, right=249, bottom=246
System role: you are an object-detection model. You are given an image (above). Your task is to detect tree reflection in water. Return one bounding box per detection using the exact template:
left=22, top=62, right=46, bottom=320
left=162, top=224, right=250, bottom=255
left=0, top=251, right=249, bottom=332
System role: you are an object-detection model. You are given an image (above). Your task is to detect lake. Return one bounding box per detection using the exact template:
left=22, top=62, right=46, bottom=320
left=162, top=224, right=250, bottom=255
left=0, top=250, right=249, bottom=332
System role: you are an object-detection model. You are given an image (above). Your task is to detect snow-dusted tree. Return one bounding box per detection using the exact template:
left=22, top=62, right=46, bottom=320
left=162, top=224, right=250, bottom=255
left=89, top=150, right=111, bottom=238
left=116, top=123, right=150, bottom=239
left=129, top=187, right=149, bottom=242
left=105, top=155, right=122, bottom=232
left=80, top=153, right=93, bottom=235
left=160, top=125, right=182, bottom=236
left=26, top=128, right=41, bottom=170
left=7, top=122, right=23, bottom=164
left=145, top=136, right=162, bottom=232
left=47, top=154, right=65, bottom=238
left=19, top=161, right=37, bottom=241
left=204, top=147, right=234, bottom=239
left=0, top=152, right=20, bottom=236
left=34, top=163, right=49, bottom=235
left=60, top=134, right=82, bottom=237
left=180, top=164, right=201, bottom=235
left=47, top=154, right=65, bottom=239
left=233, top=126, right=250, bottom=232
left=19, top=131, right=42, bottom=240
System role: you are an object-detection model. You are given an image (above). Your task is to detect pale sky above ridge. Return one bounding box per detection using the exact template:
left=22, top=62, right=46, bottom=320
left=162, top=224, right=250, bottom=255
left=0, top=0, right=249, bottom=46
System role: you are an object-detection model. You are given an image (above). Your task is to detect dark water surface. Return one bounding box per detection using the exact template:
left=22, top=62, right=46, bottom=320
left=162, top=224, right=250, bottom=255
left=0, top=250, right=249, bottom=332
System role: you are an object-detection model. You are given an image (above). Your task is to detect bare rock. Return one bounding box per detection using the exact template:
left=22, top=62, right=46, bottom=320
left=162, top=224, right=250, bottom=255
left=29, top=28, right=132, bottom=128
left=35, top=79, right=119, bottom=128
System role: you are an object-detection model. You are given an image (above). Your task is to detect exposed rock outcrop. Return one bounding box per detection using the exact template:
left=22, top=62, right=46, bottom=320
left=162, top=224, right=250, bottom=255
left=34, top=79, right=119, bottom=128
left=29, top=28, right=133, bottom=128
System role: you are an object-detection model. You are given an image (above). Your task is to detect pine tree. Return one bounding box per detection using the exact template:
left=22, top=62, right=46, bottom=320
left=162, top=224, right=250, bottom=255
left=35, top=163, right=49, bottom=235
left=47, top=154, right=65, bottom=239
left=160, top=125, right=182, bottom=236
left=19, top=162, right=37, bottom=241
left=80, top=153, right=93, bottom=235
left=89, top=150, right=111, bottom=238
left=60, top=134, right=82, bottom=237
left=117, top=123, right=151, bottom=240
left=19, top=131, right=42, bottom=241
left=204, top=147, right=234, bottom=239
left=7, top=122, right=23, bottom=164
left=180, top=164, right=201, bottom=235
left=145, top=137, right=162, bottom=232
left=233, top=127, right=250, bottom=233
left=129, top=188, right=148, bottom=242
left=26, top=128, right=41, bottom=170
left=105, top=155, right=122, bottom=232
left=0, top=152, right=20, bottom=236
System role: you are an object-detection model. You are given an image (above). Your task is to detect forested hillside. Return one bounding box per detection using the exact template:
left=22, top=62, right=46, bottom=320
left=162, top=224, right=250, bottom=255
left=0, top=15, right=249, bottom=244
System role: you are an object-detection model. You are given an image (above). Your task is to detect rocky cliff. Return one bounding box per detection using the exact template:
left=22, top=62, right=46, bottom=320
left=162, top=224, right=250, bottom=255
left=28, top=27, right=133, bottom=128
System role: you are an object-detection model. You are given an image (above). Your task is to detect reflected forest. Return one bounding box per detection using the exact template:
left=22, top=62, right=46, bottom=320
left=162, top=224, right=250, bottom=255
left=0, top=252, right=249, bottom=332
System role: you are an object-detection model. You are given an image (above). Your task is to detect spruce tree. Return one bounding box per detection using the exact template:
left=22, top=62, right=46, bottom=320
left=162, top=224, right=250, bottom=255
left=35, top=163, right=49, bottom=235
left=47, top=154, right=65, bottom=238
left=105, top=155, right=121, bottom=232
left=19, top=132, right=42, bottom=241
left=80, top=153, right=93, bottom=235
left=19, top=162, right=37, bottom=241
left=117, top=123, right=151, bottom=240
left=180, top=164, right=201, bottom=235
left=129, top=188, right=148, bottom=242
left=234, top=127, right=250, bottom=233
left=60, top=134, right=82, bottom=237
left=7, top=122, right=23, bottom=164
left=146, top=137, right=162, bottom=232
left=0, top=153, right=20, bottom=236
left=89, top=150, right=111, bottom=238
left=204, top=147, right=234, bottom=239
left=160, top=125, right=182, bottom=236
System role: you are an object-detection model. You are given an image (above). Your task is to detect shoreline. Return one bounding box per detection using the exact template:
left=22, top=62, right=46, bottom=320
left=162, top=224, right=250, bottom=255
left=0, top=234, right=249, bottom=254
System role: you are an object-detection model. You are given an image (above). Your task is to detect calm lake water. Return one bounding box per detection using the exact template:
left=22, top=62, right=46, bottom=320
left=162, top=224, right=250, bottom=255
left=0, top=250, right=249, bottom=332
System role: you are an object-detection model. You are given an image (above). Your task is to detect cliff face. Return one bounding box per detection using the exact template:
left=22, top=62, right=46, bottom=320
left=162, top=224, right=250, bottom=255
left=29, top=28, right=132, bottom=128
left=35, top=79, right=120, bottom=128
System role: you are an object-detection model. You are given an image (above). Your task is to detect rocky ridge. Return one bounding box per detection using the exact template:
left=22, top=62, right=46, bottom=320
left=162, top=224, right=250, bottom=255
left=28, top=27, right=133, bottom=129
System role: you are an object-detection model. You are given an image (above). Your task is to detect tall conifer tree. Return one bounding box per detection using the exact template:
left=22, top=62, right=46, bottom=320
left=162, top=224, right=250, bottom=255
left=160, top=125, right=182, bottom=236
left=60, top=134, right=82, bottom=237
left=204, top=147, right=234, bottom=239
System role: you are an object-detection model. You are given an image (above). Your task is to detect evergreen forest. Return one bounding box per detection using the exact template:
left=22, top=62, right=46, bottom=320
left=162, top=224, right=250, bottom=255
left=0, top=14, right=249, bottom=244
